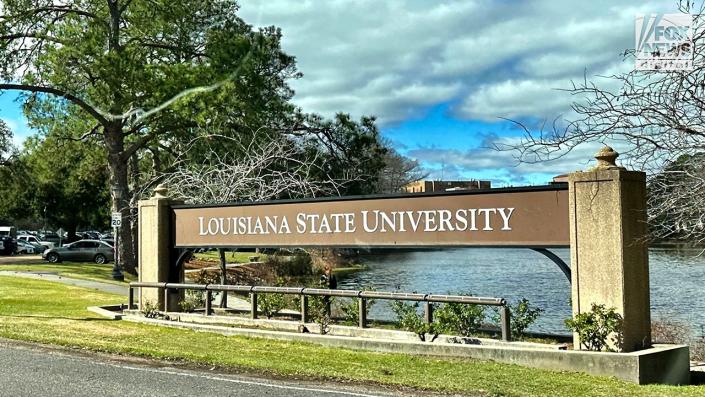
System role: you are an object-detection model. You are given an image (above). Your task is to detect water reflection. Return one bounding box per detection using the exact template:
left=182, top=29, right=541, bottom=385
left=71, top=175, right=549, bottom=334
left=337, top=248, right=705, bottom=335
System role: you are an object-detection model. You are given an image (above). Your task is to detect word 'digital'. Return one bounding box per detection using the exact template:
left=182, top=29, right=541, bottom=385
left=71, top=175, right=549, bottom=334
left=198, top=208, right=515, bottom=236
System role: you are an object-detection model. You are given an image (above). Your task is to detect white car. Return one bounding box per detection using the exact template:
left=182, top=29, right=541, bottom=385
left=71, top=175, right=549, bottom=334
left=17, top=235, right=54, bottom=250
left=16, top=239, right=40, bottom=254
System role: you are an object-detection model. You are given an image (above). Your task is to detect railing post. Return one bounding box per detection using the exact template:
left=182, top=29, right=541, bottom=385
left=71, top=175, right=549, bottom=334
left=324, top=296, right=331, bottom=318
left=301, top=295, right=309, bottom=323
left=163, top=288, right=169, bottom=312
left=500, top=305, right=511, bottom=341
left=250, top=293, right=258, bottom=319
left=358, top=298, right=367, bottom=328
left=128, top=287, right=134, bottom=310
left=205, top=290, right=212, bottom=316
left=424, top=301, right=433, bottom=324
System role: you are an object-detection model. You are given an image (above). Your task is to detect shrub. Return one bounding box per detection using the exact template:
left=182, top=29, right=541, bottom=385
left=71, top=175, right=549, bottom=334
left=652, top=318, right=705, bottom=361
left=434, top=301, right=485, bottom=337
left=651, top=318, right=691, bottom=344
left=391, top=300, right=439, bottom=342
left=141, top=300, right=160, bottom=319
left=190, top=269, right=220, bottom=285
left=565, top=303, right=623, bottom=352
left=257, top=293, right=287, bottom=319
left=179, top=290, right=207, bottom=313
left=507, top=298, right=543, bottom=339
left=266, top=251, right=314, bottom=277
left=338, top=296, right=375, bottom=326
left=309, top=295, right=334, bottom=334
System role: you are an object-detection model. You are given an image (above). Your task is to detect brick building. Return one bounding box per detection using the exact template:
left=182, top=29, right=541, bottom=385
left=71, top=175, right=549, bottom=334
left=402, top=180, right=491, bottom=193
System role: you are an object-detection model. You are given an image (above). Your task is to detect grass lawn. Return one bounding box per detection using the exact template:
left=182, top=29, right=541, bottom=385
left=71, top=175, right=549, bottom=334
left=0, top=276, right=702, bottom=396
left=194, top=250, right=268, bottom=263
left=0, top=263, right=136, bottom=285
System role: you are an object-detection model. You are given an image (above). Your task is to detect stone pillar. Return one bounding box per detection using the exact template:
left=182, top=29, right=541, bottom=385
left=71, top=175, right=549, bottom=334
left=568, top=146, right=651, bottom=352
left=138, top=184, right=184, bottom=311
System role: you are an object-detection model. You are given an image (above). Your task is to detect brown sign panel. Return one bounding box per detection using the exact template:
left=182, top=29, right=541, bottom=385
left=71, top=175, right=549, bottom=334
left=173, top=187, right=570, bottom=248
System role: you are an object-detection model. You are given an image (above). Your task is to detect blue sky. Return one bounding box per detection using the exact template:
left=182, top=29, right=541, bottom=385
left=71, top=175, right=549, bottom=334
left=0, top=0, right=676, bottom=186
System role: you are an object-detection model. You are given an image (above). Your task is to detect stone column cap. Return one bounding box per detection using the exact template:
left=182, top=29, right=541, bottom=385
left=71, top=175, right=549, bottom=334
left=591, top=146, right=625, bottom=171
left=152, top=184, right=169, bottom=199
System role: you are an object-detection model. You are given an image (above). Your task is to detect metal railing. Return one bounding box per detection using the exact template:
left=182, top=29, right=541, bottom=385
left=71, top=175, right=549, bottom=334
left=129, top=282, right=512, bottom=341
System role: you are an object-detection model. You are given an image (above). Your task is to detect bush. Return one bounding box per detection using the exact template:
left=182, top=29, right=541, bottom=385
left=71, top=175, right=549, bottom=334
left=190, top=269, right=220, bottom=285
left=266, top=251, right=314, bottom=277
left=338, top=296, right=375, bottom=326
left=565, top=303, right=623, bottom=351
left=652, top=318, right=705, bottom=361
left=257, top=293, right=287, bottom=319
left=141, top=300, right=160, bottom=319
left=434, top=301, right=485, bottom=337
left=391, top=300, right=439, bottom=342
left=178, top=290, right=207, bottom=313
left=507, top=298, right=543, bottom=339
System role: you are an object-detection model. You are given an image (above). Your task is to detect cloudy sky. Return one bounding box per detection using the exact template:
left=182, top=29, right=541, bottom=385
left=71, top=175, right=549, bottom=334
left=0, top=0, right=676, bottom=185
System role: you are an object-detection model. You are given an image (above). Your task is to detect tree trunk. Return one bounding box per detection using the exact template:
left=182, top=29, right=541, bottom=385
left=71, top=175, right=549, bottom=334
left=219, top=248, right=228, bottom=308
left=105, top=123, right=137, bottom=275
left=128, top=153, right=141, bottom=270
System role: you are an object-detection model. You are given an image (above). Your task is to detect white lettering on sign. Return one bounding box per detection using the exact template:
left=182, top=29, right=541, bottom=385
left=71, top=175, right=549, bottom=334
left=197, top=208, right=514, bottom=237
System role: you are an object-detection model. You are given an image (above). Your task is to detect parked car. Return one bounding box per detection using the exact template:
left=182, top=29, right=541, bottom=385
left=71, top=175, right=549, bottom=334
left=42, top=239, right=115, bottom=264
left=99, top=232, right=114, bottom=240
left=40, top=232, right=62, bottom=245
left=78, top=231, right=100, bottom=240
left=16, top=239, right=43, bottom=254
left=17, top=235, right=55, bottom=250
left=0, top=226, right=16, bottom=238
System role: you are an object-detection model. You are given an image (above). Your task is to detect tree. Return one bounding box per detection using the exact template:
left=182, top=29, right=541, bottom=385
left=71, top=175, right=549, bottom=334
left=22, top=133, right=110, bottom=239
left=503, top=3, right=705, bottom=244
left=296, top=113, right=388, bottom=196
left=0, top=0, right=301, bottom=273
left=0, top=120, right=31, bottom=225
left=0, top=120, right=13, bottom=165
left=162, top=132, right=349, bottom=307
left=376, top=143, right=427, bottom=194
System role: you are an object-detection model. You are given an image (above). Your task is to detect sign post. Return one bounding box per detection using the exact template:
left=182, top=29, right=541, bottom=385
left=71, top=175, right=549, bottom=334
left=111, top=212, right=124, bottom=281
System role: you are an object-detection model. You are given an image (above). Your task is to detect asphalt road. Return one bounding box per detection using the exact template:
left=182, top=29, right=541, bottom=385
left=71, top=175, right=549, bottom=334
left=0, top=341, right=431, bottom=397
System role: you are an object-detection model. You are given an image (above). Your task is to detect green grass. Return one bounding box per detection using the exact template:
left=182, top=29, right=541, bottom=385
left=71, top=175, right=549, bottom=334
left=332, top=264, right=368, bottom=276
left=193, top=251, right=268, bottom=263
left=0, top=263, right=136, bottom=285
left=0, top=276, right=702, bottom=396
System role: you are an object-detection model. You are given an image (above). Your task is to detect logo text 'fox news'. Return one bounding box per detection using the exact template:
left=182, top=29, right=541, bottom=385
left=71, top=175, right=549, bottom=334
left=635, top=13, right=693, bottom=71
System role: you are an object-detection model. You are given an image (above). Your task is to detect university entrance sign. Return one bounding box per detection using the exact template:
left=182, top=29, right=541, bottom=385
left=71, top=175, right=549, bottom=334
left=172, top=186, right=570, bottom=248
left=139, top=147, right=654, bottom=354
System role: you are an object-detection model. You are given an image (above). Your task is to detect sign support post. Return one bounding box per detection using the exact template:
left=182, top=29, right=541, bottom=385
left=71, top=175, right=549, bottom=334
left=111, top=212, right=124, bottom=281
left=568, top=147, right=651, bottom=352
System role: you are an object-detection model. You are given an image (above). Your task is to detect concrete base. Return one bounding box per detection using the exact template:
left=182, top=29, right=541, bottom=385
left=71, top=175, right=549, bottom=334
left=114, top=309, right=689, bottom=385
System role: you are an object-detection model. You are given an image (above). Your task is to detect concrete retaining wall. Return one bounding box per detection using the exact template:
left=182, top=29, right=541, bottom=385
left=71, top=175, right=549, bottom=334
left=117, top=311, right=689, bottom=385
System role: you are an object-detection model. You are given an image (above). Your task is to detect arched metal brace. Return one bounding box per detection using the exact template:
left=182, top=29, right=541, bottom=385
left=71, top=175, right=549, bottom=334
left=172, top=249, right=194, bottom=282
left=531, top=248, right=571, bottom=283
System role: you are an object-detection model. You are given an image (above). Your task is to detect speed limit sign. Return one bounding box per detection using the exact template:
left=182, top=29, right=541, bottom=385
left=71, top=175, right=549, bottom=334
left=111, top=212, right=122, bottom=228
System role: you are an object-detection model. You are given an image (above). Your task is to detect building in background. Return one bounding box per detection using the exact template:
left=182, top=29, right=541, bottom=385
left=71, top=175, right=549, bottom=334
left=402, top=180, right=491, bottom=193
left=550, top=174, right=569, bottom=185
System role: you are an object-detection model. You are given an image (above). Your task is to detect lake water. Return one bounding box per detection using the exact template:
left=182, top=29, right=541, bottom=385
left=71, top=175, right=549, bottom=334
left=337, top=248, right=705, bottom=335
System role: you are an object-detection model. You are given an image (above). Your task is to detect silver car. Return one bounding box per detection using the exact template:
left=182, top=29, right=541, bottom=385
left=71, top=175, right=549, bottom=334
left=42, top=239, right=115, bottom=264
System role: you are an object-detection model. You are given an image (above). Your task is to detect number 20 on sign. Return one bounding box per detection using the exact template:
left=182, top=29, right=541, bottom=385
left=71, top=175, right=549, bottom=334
left=111, top=212, right=122, bottom=228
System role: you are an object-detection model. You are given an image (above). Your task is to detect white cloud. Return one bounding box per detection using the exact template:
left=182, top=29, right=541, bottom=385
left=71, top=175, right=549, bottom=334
left=406, top=136, right=634, bottom=185
left=1, top=117, right=32, bottom=148
left=239, top=0, right=675, bottom=125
